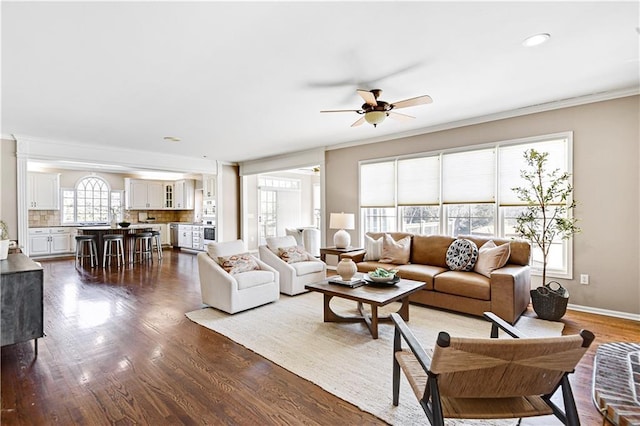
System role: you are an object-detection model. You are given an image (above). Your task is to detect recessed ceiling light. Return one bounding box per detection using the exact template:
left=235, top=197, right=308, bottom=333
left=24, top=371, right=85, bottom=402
left=522, top=33, right=550, bottom=47
left=163, top=136, right=181, bottom=142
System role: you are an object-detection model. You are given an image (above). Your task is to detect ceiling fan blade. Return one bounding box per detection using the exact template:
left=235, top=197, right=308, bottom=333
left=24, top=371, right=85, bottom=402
left=388, top=111, right=415, bottom=122
left=351, top=117, right=366, bottom=127
left=391, top=95, right=433, bottom=109
left=320, top=109, right=361, bottom=113
left=356, top=89, right=377, bottom=106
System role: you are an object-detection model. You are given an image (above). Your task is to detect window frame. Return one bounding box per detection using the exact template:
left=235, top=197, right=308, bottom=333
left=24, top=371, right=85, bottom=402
left=61, top=175, right=124, bottom=225
left=358, top=132, right=574, bottom=279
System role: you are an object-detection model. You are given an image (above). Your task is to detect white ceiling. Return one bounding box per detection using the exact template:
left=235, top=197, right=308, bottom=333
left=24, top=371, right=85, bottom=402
left=2, top=2, right=639, bottom=165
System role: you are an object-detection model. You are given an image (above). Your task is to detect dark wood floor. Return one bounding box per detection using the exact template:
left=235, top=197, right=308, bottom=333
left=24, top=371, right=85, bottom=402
left=2, top=250, right=638, bottom=425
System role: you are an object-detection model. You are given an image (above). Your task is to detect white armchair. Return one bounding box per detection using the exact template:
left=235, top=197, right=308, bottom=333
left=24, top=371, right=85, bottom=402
left=285, top=227, right=320, bottom=257
left=258, top=235, right=326, bottom=296
left=197, top=239, right=279, bottom=314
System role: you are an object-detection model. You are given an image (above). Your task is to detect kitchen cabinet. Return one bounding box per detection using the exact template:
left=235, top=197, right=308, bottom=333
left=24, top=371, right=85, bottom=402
left=192, top=225, right=203, bottom=250
left=28, top=227, right=72, bottom=257
left=163, top=183, right=174, bottom=208
left=178, top=224, right=193, bottom=248
left=174, top=179, right=194, bottom=209
left=150, top=224, right=170, bottom=245
left=28, top=172, right=60, bottom=210
left=125, top=179, right=164, bottom=209
left=203, top=174, right=216, bottom=200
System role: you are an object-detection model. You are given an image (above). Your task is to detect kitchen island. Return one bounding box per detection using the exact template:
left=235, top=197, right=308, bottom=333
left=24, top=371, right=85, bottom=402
left=78, top=225, right=154, bottom=265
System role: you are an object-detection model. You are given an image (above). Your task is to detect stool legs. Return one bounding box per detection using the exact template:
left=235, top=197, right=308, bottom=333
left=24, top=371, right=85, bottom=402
left=75, top=238, right=98, bottom=268
left=134, top=237, right=153, bottom=264
left=152, top=235, right=163, bottom=260
left=103, top=238, right=125, bottom=267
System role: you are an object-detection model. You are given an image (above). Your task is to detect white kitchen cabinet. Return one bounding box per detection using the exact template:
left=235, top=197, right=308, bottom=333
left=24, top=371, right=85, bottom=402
left=158, top=224, right=169, bottom=245
left=125, top=179, right=164, bottom=209
left=174, top=179, right=194, bottom=210
left=202, top=174, right=216, bottom=200
left=178, top=224, right=193, bottom=248
left=28, top=227, right=71, bottom=256
left=192, top=226, right=203, bottom=250
left=163, top=183, right=174, bottom=208
left=28, top=172, right=60, bottom=210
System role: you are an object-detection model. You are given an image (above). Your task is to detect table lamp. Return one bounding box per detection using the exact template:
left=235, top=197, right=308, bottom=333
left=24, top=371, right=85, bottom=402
left=329, top=212, right=355, bottom=249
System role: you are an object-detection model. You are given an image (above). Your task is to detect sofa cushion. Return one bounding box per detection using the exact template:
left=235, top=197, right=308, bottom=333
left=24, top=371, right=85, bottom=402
left=380, top=234, right=411, bottom=264
left=395, top=264, right=447, bottom=290
left=278, top=246, right=313, bottom=263
left=445, top=238, right=479, bottom=271
left=474, top=240, right=511, bottom=278
left=459, top=235, right=530, bottom=266
left=434, top=271, right=491, bottom=300
left=218, top=253, right=260, bottom=275
left=363, top=234, right=383, bottom=261
left=411, top=235, right=455, bottom=268
left=234, top=270, right=276, bottom=290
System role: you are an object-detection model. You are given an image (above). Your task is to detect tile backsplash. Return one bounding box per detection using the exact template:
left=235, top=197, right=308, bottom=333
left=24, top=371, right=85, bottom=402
left=28, top=209, right=195, bottom=227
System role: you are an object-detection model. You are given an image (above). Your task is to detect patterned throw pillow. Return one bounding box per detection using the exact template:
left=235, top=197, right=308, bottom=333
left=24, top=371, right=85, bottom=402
left=379, top=234, right=411, bottom=265
left=277, top=246, right=312, bottom=264
left=363, top=234, right=383, bottom=261
left=474, top=240, right=511, bottom=278
left=217, top=253, right=260, bottom=275
left=446, top=239, right=479, bottom=271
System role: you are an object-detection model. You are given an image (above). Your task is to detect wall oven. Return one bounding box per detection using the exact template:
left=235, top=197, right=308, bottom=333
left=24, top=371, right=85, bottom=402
left=203, top=225, right=216, bottom=245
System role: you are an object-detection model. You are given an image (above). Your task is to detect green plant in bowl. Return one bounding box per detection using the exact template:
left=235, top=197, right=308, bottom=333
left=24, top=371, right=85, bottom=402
left=368, top=267, right=398, bottom=282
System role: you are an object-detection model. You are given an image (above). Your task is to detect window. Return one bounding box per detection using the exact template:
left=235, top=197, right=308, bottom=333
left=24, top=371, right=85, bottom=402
left=62, top=176, right=122, bottom=224
left=359, top=133, right=572, bottom=278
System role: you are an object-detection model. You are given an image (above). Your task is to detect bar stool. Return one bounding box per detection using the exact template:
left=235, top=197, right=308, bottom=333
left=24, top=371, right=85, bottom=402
left=134, top=232, right=153, bottom=264
left=149, top=230, right=163, bottom=260
left=75, top=235, right=98, bottom=268
left=103, top=234, right=125, bottom=267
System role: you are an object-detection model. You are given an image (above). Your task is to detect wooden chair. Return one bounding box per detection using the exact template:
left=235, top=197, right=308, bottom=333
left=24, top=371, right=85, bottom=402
left=391, top=312, right=595, bottom=426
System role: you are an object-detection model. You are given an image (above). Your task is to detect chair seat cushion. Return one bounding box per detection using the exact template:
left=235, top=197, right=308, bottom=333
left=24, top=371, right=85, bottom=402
left=235, top=270, right=276, bottom=290
left=291, top=260, right=324, bottom=276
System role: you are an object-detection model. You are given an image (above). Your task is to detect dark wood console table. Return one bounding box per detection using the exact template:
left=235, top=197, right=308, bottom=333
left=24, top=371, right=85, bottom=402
left=1, top=253, right=44, bottom=355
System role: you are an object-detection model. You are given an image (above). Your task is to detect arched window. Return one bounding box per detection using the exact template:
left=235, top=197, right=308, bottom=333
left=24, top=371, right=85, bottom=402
left=76, top=176, right=110, bottom=223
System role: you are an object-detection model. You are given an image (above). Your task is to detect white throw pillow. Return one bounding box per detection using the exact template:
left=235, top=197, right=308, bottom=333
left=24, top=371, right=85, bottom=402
left=474, top=240, right=511, bottom=278
left=363, top=234, right=383, bottom=261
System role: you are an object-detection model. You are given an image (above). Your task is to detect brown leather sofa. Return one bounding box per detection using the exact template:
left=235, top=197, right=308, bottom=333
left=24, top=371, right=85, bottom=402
left=341, top=233, right=531, bottom=324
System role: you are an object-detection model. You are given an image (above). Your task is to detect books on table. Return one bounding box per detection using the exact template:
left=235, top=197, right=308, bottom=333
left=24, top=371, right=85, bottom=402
left=328, top=275, right=366, bottom=288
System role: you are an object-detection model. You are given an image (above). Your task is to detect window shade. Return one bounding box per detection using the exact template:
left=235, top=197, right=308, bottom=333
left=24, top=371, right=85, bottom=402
left=442, top=149, right=495, bottom=203
left=360, top=161, right=395, bottom=207
left=499, top=139, right=567, bottom=206
left=397, top=156, right=440, bottom=205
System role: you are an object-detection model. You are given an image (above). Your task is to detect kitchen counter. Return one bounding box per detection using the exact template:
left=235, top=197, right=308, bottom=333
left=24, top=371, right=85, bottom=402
left=78, top=224, right=155, bottom=230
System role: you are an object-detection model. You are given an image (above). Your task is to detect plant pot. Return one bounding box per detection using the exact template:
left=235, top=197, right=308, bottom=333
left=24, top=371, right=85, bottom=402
left=531, top=281, right=569, bottom=321
left=336, top=258, right=357, bottom=281
left=0, top=239, right=9, bottom=260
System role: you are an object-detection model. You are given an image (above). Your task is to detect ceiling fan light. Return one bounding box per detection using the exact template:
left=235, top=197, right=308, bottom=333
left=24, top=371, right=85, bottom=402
left=364, top=111, right=387, bottom=126
left=522, top=33, right=550, bottom=47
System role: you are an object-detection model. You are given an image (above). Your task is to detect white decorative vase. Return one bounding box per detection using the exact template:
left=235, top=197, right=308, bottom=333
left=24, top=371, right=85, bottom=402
left=0, top=240, right=9, bottom=260
left=336, top=258, right=357, bottom=281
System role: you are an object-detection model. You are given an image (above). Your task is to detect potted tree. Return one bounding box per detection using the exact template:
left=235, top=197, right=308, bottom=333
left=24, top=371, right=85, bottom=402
left=0, top=220, right=9, bottom=260
left=512, top=149, right=580, bottom=320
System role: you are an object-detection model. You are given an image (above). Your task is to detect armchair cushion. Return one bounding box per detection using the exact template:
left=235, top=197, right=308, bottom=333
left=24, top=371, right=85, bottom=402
left=291, top=260, right=325, bottom=275
left=207, top=239, right=247, bottom=259
left=278, top=245, right=313, bottom=264
left=235, top=270, right=278, bottom=290
left=218, top=253, right=259, bottom=275
left=266, top=236, right=298, bottom=254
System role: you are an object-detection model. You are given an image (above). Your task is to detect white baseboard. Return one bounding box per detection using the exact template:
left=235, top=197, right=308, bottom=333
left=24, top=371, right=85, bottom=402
left=567, top=303, right=640, bottom=321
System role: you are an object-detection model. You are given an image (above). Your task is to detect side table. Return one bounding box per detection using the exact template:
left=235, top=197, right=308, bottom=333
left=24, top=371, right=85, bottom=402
left=319, top=246, right=364, bottom=263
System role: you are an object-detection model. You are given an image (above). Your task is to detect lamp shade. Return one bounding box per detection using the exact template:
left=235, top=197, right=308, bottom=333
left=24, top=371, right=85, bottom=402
left=329, top=213, right=355, bottom=230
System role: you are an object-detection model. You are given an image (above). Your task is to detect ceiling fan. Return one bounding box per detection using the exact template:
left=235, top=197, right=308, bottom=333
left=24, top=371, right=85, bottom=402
left=321, top=89, right=433, bottom=127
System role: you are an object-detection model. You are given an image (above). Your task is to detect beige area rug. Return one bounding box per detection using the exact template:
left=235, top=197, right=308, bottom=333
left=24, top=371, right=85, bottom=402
left=186, top=292, right=564, bottom=425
